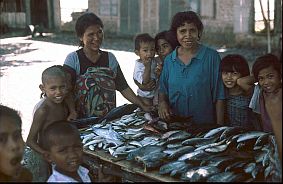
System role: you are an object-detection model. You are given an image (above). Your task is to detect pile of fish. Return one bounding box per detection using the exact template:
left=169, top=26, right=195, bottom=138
left=79, top=107, right=282, bottom=182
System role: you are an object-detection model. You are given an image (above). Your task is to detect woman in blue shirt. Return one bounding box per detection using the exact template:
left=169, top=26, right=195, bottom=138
left=158, top=11, right=225, bottom=125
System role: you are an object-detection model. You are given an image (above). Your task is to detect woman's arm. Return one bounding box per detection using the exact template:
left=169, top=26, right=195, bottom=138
left=158, top=93, right=172, bottom=121
left=216, top=99, right=225, bottom=125
left=134, top=79, right=156, bottom=91
left=120, top=87, right=153, bottom=112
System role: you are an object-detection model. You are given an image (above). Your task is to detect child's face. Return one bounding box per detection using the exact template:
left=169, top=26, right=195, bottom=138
left=136, top=42, right=155, bottom=62
left=258, top=65, right=281, bottom=93
left=222, top=70, right=242, bottom=89
left=0, top=117, right=24, bottom=176
left=40, top=76, right=67, bottom=104
left=47, top=133, right=83, bottom=176
left=156, top=39, right=173, bottom=61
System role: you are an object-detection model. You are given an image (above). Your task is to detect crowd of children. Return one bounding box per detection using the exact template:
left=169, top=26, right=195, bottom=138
left=0, top=11, right=282, bottom=182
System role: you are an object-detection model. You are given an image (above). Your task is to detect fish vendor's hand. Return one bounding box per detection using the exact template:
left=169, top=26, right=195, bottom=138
left=158, top=101, right=172, bottom=121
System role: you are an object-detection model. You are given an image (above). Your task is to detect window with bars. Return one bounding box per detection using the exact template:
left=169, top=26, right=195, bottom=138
left=99, top=0, right=118, bottom=16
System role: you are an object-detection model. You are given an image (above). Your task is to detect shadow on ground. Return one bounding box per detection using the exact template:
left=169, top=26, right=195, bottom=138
left=0, top=43, right=38, bottom=55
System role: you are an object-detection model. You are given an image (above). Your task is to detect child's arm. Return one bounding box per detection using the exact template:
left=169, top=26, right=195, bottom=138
left=26, top=108, right=48, bottom=155
left=142, top=60, right=152, bottom=84
left=237, top=75, right=255, bottom=95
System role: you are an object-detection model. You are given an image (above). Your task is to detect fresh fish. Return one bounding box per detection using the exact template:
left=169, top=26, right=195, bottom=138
left=136, top=152, right=168, bottom=171
left=161, top=130, right=181, bottom=140
left=178, top=149, right=209, bottom=162
left=182, top=137, right=217, bottom=147
left=165, top=131, right=192, bottom=144
left=81, top=133, right=96, bottom=144
left=127, top=145, right=165, bottom=161
left=159, top=160, right=187, bottom=175
left=203, top=126, right=229, bottom=138
left=97, top=103, right=138, bottom=124
left=236, top=131, right=267, bottom=143
left=83, top=138, right=105, bottom=147
left=72, top=116, right=100, bottom=129
left=92, top=125, right=125, bottom=141
left=204, top=155, right=235, bottom=169
left=88, top=144, right=95, bottom=151
left=219, top=126, right=245, bottom=140
left=225, top=161, right=247, bottom=172
left=254, top=133, right=272, bottom=147
left=244, top=162, right=256, bottom=174
left=204, top=143, right=229, bottom=153
left=166, top=142, right=183, bottom=149
left=236, top=139, right=257, bottom=151
left=180, top=166, right=220, bottom=181
left=194, top=139, right=226, bottom=152
left=167, top=145, right=195, bottom=159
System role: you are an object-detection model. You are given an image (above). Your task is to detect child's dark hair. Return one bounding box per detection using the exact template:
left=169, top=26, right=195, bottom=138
left=42, top=120, right=80, bottom=151
left=170, top=11, right=203, bottom=45
left=134, top=33, right=155, bottom=51
left=252, top=53, right=282, bottom=82
left=75, top=12, right=104, bottom=47
left=221, top=54, right=250, bottom=77
left=154, top=30, right=178, bottom=52
left=0, top=104, right=22, bottom=127
left=40, top=65, right=67, bottom=98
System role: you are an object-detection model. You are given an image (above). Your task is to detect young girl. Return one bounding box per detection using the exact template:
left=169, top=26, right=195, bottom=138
left=251, top=53, right=282, bottom=161
left=43, top=120, right=93, bottom=182
left=0, top=105, right=32, bottom=182
left=220, top=54, right=259, bottom=130
left=25, top=65, right=69, bottom=181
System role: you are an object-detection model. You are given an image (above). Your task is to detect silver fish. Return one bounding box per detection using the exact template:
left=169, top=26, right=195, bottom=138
left=203, top=126, right=229, bottom=138
left=236, top=131, right=267, bottom=143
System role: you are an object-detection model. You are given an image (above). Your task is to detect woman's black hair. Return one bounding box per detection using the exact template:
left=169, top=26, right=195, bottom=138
left=221, top=54, right=250, bottom=77
left=169, top=11, right=204, bottom=46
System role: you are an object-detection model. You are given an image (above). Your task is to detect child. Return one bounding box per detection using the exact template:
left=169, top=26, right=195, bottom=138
left=133, top=33, right=157, bottom=106
left=42, top=120, right=92, bottom=182
left=0, top=105, right=32, bottom=182
left=26, top=65, right=69, bottom=181
left=251, top=53, right=282, bottom=161
left=220, top=54, right=259, bottom=130
left=154, top=30, right=177, bottom=78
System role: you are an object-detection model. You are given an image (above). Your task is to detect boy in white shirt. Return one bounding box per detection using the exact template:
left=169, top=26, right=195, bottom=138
left=133, top=33, right=157, bottom=106
left=42, top=121, right=93, bottom=182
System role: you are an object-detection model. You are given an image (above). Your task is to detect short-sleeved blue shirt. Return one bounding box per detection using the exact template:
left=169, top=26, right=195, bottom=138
left=159, top=44, right=225, bottom=124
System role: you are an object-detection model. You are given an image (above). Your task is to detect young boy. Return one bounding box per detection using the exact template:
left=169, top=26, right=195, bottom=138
left=251, top=53, right=282, bottom=161
left=0, top=105, right=32, bottom=182
left=42, top=120, right=92, bottom=182
left=133, top=33, right=157, bottom=106
left=26, top=65, right=69, bottom=181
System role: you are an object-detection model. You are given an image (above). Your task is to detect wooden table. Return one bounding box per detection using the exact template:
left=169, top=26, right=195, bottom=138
left=83, top=149, right=182, bottom=182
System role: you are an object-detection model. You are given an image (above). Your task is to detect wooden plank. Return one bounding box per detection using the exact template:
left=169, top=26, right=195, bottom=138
left=83, top=149, right=181, bottom=182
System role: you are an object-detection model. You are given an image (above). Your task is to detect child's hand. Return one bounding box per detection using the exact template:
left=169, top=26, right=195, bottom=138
left=155, top=63, right=163, bottom=77
left=67, top=110, right=78, bottom=121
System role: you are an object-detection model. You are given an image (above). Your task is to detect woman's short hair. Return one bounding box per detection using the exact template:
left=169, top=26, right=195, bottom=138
left=221, top=54, right=250, bottom=77
left=252, top=53, right=282, bottom=82
left=170, top=11, right=203, bottom=41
